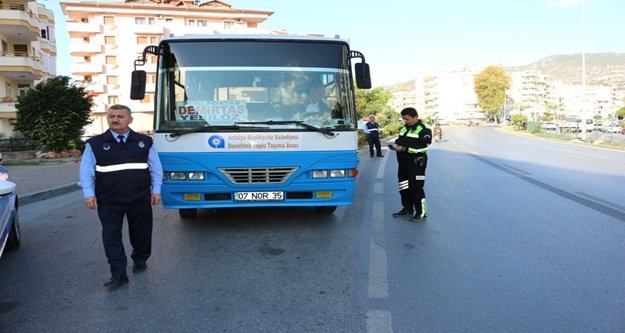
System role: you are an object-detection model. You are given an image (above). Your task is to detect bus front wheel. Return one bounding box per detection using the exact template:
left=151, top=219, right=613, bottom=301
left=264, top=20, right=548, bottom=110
left=314, top=206, right=336, bottom=214
left=179, top=208, right=197, bottom=219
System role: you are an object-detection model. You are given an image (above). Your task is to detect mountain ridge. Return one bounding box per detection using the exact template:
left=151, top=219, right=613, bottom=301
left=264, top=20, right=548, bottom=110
left=384, top=53, right=625, bottom=90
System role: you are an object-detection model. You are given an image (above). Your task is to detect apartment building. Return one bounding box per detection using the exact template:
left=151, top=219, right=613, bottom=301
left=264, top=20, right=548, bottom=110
left=412, top=69, right=484, bottom=124
left=60, top=0, right=273, bottom=136
left=0, top=0, right=56, bottom=137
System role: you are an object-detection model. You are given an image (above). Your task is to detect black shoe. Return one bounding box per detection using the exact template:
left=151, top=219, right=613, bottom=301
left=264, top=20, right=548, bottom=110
left=370, top=155, right=374, bottom=158
left=409, top=213, right=427, bottom=222
left=377, top=155, right=384, bottom=157
left=133, top=261, right=147, bottom=273
left=104, top=276, right=129, bottom=290
left=392, top=209, right=413, bottom=218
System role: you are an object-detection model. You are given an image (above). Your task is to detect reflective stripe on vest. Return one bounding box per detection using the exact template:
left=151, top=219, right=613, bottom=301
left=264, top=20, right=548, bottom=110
left=95, top=163, right=149, bottom=173
left=408, top=147, right=428, bottom=154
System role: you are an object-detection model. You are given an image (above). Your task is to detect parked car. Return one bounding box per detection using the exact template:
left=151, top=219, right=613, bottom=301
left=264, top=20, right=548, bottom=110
left=0, top=166, right=20, bottom=258
left=602, top=122, right=622, bottom=134
left=541, top=122, right=557, bottom=131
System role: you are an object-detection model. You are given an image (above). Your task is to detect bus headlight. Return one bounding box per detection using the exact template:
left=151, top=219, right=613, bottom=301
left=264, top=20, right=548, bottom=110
left=168, top=171, right=186, bottom=180
left=312, top=170, right=328, bottom=178
left=187, top=172, right=205, bottom=180
left=329, top=169, right=346, bottom=178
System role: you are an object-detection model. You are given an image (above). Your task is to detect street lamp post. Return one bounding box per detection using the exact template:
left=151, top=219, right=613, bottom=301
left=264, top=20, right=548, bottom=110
left=580, top=0, right=587, bottom=141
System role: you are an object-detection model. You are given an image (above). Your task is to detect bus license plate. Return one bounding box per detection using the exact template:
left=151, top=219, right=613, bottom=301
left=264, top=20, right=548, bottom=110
left=234, top=191, right=284, bottom=201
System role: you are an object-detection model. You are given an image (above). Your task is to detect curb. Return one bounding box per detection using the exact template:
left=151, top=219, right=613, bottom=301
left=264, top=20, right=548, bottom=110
left=20, top=183, right=80, bottom=206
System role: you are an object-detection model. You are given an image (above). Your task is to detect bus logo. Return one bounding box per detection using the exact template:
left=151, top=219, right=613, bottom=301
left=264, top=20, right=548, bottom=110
left=208, top=135, right=225, bottom=148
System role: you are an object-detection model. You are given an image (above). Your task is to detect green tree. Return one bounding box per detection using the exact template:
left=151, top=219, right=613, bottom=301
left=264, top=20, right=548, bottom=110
left=15, top=76, right=93, bottom=151
left=474, top=66, right=511, bottom=123
left=355, top=87, right=393, bottom=121
left=616, top=106, right=625, bottom=120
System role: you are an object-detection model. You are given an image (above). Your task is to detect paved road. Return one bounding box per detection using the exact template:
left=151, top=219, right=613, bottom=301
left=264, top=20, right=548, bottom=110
left=2, top=127, right=624, bottom=332
left=4, top=160, right=80, bottom=205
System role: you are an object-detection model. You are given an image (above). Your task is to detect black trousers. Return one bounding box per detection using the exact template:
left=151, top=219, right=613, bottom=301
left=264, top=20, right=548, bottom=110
left=367, top=135, right=382, bottom=156
left=397, top=155, right=427, bottom=215
left=97, top=203, right=153, bottom=278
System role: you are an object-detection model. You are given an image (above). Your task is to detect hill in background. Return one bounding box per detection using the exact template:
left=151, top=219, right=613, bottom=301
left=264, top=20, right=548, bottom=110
left=383, top=53, right=625, bottom=90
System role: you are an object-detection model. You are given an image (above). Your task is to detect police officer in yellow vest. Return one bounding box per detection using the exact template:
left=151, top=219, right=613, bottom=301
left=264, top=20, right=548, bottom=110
left=389, top=107, right=432, bottom=222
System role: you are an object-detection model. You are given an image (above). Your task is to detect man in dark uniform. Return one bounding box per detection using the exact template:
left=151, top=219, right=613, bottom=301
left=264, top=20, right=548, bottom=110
left=365, top=115, right=383, bottom=157
left=79, top=104, right=163, bottom=290
left=389, top=107, right=432, bottom=222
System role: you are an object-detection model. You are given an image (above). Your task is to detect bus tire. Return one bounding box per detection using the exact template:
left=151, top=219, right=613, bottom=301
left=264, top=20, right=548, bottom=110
left=179, top=208, right=197, bottom=219
left=314, top=206, right=336, bottom=214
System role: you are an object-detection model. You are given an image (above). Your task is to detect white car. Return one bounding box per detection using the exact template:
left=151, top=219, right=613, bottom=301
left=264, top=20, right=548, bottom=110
left=0, top=166, right=20, bottom=258
left=541, top=122, right=557, bottom=130
left=603, top=123, right=622, bottom=134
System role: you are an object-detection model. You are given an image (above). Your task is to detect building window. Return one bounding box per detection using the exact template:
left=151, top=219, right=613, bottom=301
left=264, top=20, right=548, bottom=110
left=80, top=18, right=88, bottom=23
left=107, top=76, right=118, bottom=85
left=148, top=17, right=155, bottom=25
left=17, top=84, right=30, bottom=97
left=224, top=20, right=234, bottom=29
left=141, top=94, right=152, bottom=104
left=135, top=17, right=146, bottom=25
left=148, top=74, right=156, bottom=84
left=84, top=56, right=91, bottom=63
left=83, top=75, right=92, bottom=82
left=105, top=36, right=116, bottom=44
left=106, top=56, right=117, bottom=65
left=187, top=19, right=195, bottom=26
left=137, top=36, right=148, bottom=44
left=197, top=20, right=207, bottom=27
left=150, top=36, right=158, bottom=43
left=108, top=96, right=119, bottom=105
left=150, top=55, right=157, bottom=64
left=165, top=18, right=173, bottom=24
left=104, top=16, right=115, bottom=25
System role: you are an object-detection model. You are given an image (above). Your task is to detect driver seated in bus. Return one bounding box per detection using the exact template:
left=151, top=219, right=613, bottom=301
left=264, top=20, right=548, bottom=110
left=297, top=85, right=331, bottom=124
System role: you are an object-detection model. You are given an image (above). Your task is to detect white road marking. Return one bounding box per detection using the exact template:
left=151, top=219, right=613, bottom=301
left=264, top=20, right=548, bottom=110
left=366, top=310, right=393, bottom=333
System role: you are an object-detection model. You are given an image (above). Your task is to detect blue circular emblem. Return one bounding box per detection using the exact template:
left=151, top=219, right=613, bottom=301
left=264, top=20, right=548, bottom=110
left=208, top=135, right=225, bottom=148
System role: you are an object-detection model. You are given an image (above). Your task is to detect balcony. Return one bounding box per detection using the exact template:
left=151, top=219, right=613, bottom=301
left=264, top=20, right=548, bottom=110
left=132, top=25, right=164, bottom=35
left=67, top=22, right=102, bottom=37
left=0, top=53, right=44, bottom=80
left=69, top=42, right=103, bottom=56
left=0, top=97, right=17, bottom=114
left=80, top=82, right=105, bottom=94
left=39, top=38, right=57, bottom=55
left=70, top=62, right=105, bottom=75
left=0, top=4, right=40, bottom=41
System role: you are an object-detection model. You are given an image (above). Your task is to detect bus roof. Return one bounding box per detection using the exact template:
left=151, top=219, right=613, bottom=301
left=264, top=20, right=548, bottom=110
left=160, top=34, right=349, bottom=45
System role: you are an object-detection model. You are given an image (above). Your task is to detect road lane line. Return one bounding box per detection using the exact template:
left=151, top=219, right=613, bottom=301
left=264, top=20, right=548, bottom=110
left=376, top=155, right=388, bottom=179
left=373, top=182, right=384, bottom=194
left=372, top=201, right=384, bottom=232
left=368, top=237, right=389, bottom=299
left=366, top=310, right=393, bottom=333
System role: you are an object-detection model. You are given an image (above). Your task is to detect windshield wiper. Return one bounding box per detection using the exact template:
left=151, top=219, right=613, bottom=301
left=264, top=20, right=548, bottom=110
left=166, top=125, right=240, bottom=138
left=235, top=120, right=336, bottom=136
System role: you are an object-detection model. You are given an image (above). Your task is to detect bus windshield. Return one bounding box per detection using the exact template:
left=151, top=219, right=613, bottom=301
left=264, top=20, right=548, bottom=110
left=155, top=40, right=357, bottom=132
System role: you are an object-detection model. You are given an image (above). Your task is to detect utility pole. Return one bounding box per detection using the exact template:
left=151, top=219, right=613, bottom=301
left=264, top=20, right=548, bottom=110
left=580, top=0, right=587, bottom=141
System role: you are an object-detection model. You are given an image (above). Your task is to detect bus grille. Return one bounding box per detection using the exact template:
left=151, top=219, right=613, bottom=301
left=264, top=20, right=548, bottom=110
left=218, top=167, right=299, bottom=184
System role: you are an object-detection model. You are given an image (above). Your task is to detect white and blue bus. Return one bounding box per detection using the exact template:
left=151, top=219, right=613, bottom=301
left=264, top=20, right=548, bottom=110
left=130, top=35, right=371, bottom=218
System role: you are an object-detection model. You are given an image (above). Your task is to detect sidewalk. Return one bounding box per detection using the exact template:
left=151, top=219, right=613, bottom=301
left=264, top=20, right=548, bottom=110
left=4, top=159, right=81, bottom=206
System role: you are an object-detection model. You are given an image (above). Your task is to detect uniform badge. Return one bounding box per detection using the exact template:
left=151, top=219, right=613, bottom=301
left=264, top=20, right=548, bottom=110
left=138, top=141, right=145, bottom=148
left=103, top=143, right=111, bottom=151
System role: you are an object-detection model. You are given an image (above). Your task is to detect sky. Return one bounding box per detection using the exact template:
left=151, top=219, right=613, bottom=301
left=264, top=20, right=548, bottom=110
left=48, top=0, right=625, bottom=87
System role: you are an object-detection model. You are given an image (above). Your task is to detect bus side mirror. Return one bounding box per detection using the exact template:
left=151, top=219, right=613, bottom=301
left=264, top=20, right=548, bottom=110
left=130, top=70, right=146, bottom=100
left=355, top=63, right=371, bottom=89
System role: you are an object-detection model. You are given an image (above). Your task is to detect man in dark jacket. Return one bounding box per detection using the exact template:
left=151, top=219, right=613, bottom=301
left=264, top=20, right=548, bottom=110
left=79, top=104, right=163, bottom=290
left=365, top=115, right=383, bottom=157
left=388, top=107, right=432, bottom=222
